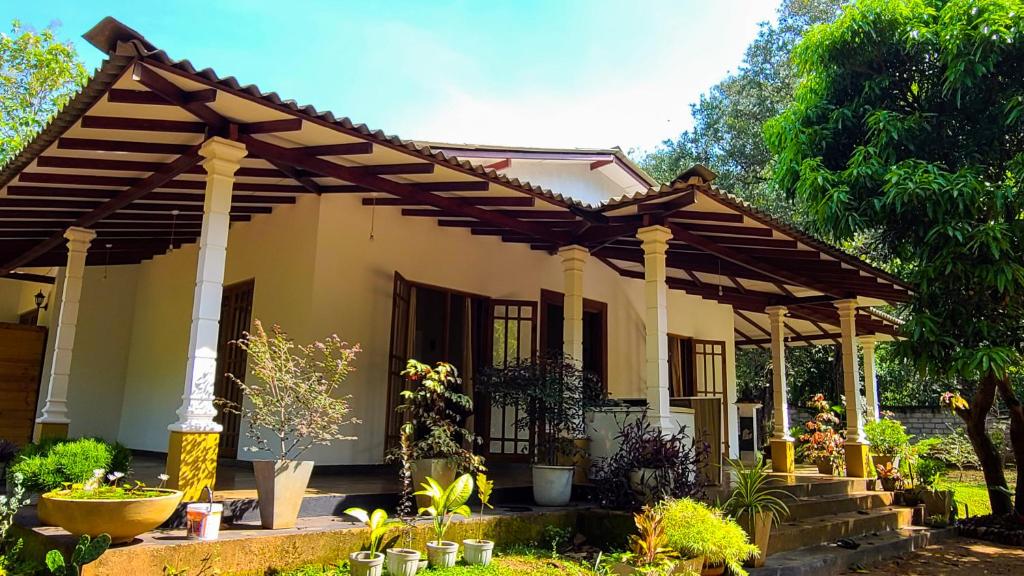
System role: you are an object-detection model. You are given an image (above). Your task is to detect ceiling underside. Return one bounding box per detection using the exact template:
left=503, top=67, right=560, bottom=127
left=0, top=23, right=909, bottom=347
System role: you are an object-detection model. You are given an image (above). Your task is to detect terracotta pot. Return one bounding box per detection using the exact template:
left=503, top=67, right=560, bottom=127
left=412, top=458, right=456, bottom=509
left=349, top=551, right=384, bottom=576
left=815, top=459, right=838, bottom=475
left=740, top=511, right=772, bottom=568
left=38, top=488, right=183, bottom=544
left=385, top=548, right=421, bottom=576
left=425, top=540, right=459, bottom=568
left=532, top=465, right=574, bottom=506
left=463, top=539, right=494, bottom=566
left=252, top=459, right=314, bottom=529
left=701, top=562, right=726, bottom=576
left=871, top=454, right=894, bottom=471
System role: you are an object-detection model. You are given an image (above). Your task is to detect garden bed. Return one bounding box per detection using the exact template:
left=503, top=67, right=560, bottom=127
left=281, top=548, right=598, bottom=576
left=956, top=515, right=1024, bottom=547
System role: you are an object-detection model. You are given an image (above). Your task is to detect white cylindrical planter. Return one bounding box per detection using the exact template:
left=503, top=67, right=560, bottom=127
left=349, top=551, right=384, bottom=576
left=532, top=465, right=574, bottom=506
left=385, top=548, right=420, bottom=576
left=425, top=540, right=458, bottom=568
left=463, top=539, right=494, bottom=565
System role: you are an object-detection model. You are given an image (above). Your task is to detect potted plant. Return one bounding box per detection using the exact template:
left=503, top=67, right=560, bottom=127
left=477, top=351, right=604, bottom=506
left=414, top=473, right=474, bottom=568
left=463, top=472, right=495, bottom=566
left=609, top=505, right=680, bottom=575
left=38, top=470, right=183, bottom=544
left=863, top=417, right=911, bottom=470
left=721, top=456, right=790, bottom=568
left=797, top=394, right=845, bottom=475
left=394, top=360, right=483, bottom=508
left=223, top=320, right=361, bottom=529
left=344, top=508, right=400, bottom=576
left=660, top=498, right=757, bottom=576
left=875, top=461, right=903, bottom=492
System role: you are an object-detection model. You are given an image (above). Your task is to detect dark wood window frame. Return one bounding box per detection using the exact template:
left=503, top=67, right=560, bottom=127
left=538, top=288, right=609, bottom=393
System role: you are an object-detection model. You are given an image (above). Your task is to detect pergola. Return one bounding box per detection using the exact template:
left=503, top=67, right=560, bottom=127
left=0, top=17, right=909, bottom=491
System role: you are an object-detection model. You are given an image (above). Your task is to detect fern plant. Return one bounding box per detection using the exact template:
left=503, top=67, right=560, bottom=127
left=414, top=473, right=474, bottom=544
left=344, top=508, right=401, bottom=555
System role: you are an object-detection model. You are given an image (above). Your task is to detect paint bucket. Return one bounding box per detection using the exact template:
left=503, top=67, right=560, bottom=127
left=186, top=486, right=223, bottom=540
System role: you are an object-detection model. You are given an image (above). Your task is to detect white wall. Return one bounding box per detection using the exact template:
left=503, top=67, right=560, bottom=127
left=0, top=276, right=51, bottom=324
left=497, top=161, right=632, bottom=207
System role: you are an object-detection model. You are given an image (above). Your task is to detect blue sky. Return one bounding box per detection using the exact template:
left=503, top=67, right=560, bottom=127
left=4, top=1, right=780, bottom=153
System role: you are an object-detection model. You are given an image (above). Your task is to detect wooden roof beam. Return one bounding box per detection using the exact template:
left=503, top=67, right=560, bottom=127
left=6, top=186, right=297, bottom=205
left=361, top=196, right=534, bottom=208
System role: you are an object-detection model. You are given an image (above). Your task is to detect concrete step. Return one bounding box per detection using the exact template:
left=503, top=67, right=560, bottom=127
left=751, top=526, right=956, bottom=576
left=783, top=491, right=894, bottom=521
left=768, top=506, right=914, bottom=555
left=768, top=477, right=872, bottom=499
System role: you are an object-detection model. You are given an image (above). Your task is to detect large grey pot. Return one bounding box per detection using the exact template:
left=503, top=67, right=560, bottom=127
left=532, top=465, right=574, bottom=506
left=252, top=459, right=314, bottom=529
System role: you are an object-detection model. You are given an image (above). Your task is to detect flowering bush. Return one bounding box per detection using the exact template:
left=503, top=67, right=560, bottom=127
left=798, top=394, right=845, bottom=472
left=223, top=320, right=361, bottom=462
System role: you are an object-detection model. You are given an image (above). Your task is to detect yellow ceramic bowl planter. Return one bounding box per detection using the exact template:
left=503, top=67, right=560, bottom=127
left=38, top=488, right=184, bottom=544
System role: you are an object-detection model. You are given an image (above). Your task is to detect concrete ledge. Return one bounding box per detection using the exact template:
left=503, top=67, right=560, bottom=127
left=17, top=505, right=583, bottom=576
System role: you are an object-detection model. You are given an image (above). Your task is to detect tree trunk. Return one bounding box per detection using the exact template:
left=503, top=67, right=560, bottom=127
left=994, top=374, right=1024, bottom=517
left=956, top=372, right=1012, bottom=516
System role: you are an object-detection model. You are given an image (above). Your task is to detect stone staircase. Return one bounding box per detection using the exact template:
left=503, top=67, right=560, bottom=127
left=750, top=475, right=950, bottom=576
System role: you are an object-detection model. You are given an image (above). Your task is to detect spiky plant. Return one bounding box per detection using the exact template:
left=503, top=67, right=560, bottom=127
left=722, top=455, right=791, bottom=527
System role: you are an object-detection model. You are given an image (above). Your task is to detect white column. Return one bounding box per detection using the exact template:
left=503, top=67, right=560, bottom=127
left=637, top=225, right=674, bottom=431
left=36, top=227, right=96, bottom=427
left=558, top=245, right=587, bottom=364
left=765, top=306, right=792, bottom=440
left=169, top=137, right=247, bottom=433
left=861, top=335, right=880, bottom=421
left=836, top=299, right=866, bottom=443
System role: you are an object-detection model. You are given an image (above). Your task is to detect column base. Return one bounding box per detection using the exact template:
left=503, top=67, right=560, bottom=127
left=33, top=421, right=69, bottom=442
left=769, top=438, right=795, bottom=474
left=166, top=430, right=220, bottom=501
left=844, top=441, right=872, bottom=478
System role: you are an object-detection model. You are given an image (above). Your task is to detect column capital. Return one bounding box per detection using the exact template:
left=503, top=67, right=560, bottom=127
left=636, top=224, right=673, bottom=249
left=63, top=226, right=96, bottom=245
left=834, top=298, right=860, bottom=314
left=558, top=244, right=589, bottom=267
left=764, top=305, right=788, bottom=319
left=859, top=334, right=877, bottom=347
left=200, top=137, right=248, bottom=176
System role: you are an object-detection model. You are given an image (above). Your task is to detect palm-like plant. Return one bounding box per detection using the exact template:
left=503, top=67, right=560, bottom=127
left=722, top=455, right=790, bottom=526
left=344, top=507, right=401, bottom=555
left=414, top=473, right=475, bottom=544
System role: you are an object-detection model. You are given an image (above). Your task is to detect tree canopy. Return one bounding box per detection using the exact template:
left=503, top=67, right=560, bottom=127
left=767, top=0, right=1024, bottom=515
left=0, top=20, right=87, bottom=166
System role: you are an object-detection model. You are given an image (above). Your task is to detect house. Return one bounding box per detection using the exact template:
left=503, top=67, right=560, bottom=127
left=0, top=17, right=908, bottom=499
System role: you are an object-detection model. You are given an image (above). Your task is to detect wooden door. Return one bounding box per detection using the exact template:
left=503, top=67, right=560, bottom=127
left=693, top=339, right=729, bottom=471
left=214, top=279, right=255, bottom=458
left=484, top=300, right=536, bottom=460
left=0, top=323, right=48, bottom=445
left=384, top=272, right=413, bottom=454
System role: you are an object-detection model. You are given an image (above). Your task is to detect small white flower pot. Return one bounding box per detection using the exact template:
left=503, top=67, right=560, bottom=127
left=426, top=540, right=459, bottom=568
left=349, top=551, right=384, bottom=576
left=462, top=539, right=494, bottom=565
left=385, top=548, right=420, bottom=576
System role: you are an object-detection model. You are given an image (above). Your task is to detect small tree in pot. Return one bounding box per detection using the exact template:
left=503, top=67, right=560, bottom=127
left=223, top=320, right=360, bottom=529
left=477, top=351, right=604, bottom=506
left=393, top=360, right=483, bottom=507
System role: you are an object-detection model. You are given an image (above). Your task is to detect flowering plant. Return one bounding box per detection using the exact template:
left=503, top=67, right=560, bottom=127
left=798, top=394, right=845, bottom=471
left=222, top=320, right=361, bottom=462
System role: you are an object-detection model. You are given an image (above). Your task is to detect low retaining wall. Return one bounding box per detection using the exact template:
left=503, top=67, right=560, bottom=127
left=787, top=406, right=960, bottom=439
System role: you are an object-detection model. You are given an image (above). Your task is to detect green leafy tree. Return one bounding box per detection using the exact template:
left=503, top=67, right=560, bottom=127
left=768, top=0, right=1024, bottom=515
left=0, top=20, right=87, bottom=165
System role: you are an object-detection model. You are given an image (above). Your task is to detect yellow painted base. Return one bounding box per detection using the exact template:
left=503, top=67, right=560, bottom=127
left=166, top=431, right=220, bottom=501
left=33, top=422, right=69, bottom=442
left=844, top=441, right=872, bottom=478
left=770, top=439, right=795, bottom=474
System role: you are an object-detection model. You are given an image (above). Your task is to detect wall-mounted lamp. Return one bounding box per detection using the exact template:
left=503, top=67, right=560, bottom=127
left=34, top=290, right=48, bottom=311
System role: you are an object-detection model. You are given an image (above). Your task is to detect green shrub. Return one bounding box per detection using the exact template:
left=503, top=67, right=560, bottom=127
left=916, top=427, right=979, bottom=474
left=864, top=418, right=911, bottom=457
left=914, top=458, right=946, bottom=489
left=8, top=438, right=132, bottom=493
left=658, top=498, right=758, bottom=575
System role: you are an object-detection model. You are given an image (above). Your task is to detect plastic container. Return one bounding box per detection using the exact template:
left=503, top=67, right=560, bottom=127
left=186, top=486, right=223, bottom=540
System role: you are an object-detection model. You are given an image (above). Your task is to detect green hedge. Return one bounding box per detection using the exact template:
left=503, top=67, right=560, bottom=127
left=8, top=438, right=132, bottom=493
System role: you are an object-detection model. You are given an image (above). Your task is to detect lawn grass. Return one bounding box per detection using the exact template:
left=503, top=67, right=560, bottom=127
left=278, top=549, right=599, bottom=576
left=934, top=468, right=1018, bottom=518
